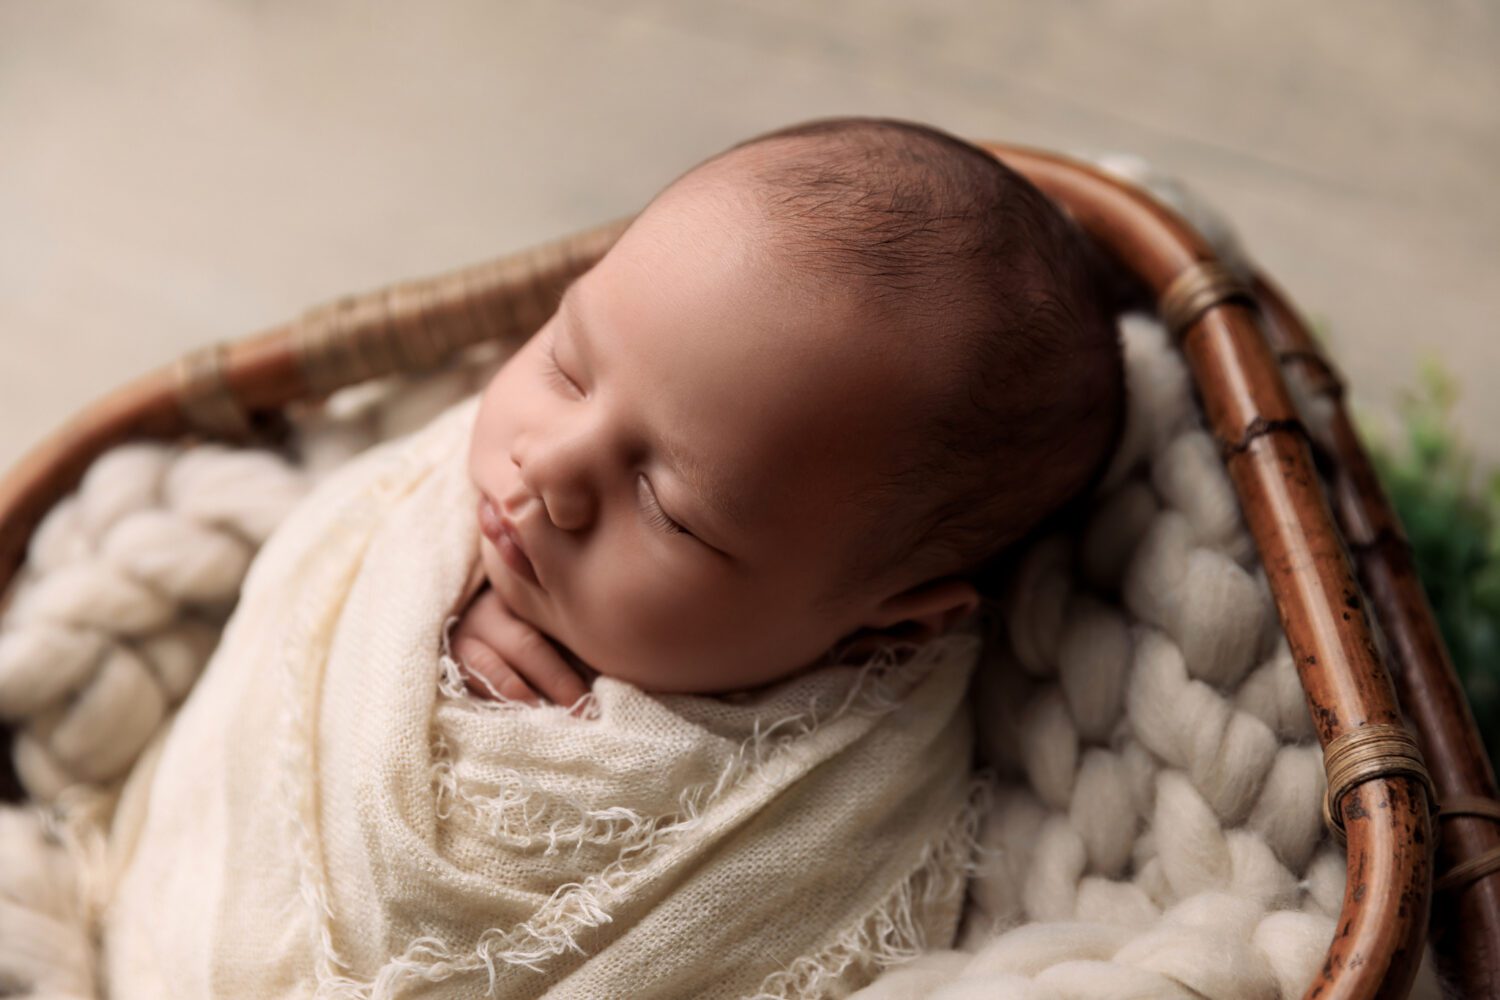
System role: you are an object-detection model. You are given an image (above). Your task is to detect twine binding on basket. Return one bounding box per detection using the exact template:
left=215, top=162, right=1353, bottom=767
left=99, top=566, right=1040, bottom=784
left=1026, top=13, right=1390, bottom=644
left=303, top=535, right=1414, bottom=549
left=1320, top=722, right=1436, bottom=845
left=1158, top=261, right=1256, bottom=340
left=1434, top=795, right=1500, bottom=893
left=174, top=344, right=254, bottom=439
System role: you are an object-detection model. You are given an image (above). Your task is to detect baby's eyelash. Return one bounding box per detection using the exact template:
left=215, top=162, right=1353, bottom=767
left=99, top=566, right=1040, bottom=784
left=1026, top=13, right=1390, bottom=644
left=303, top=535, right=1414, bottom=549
left=637, top=475, right=689, bottom=536
left=644, top=500, right=687, bottom=536
left=542, top=338, right=580, bottom=394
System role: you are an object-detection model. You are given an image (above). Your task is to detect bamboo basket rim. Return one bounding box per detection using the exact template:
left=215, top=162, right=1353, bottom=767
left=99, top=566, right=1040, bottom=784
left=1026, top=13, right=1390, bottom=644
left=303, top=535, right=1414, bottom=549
left=1, top=140, right=1495, bottom=998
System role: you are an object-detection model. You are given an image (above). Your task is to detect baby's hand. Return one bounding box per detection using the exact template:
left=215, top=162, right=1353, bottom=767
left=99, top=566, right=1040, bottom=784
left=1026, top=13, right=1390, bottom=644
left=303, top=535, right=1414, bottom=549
left=451, top=586, right=591, bottom=708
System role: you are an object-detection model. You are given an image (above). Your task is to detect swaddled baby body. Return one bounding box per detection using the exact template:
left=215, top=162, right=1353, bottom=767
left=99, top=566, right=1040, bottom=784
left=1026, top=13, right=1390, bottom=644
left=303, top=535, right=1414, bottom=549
left=101, top=118, right=1125, bottom=1000
left=452, top=117, right=1123, bottom=709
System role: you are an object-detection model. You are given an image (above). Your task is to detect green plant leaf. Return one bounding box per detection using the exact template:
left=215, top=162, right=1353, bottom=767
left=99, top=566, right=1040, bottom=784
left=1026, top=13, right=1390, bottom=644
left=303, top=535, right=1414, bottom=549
left=1361, top=358, right=1500, bottom=777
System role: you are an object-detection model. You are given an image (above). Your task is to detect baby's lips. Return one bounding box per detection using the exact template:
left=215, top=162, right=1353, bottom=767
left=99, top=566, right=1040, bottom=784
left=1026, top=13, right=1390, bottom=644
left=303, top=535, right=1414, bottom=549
left=478, top=495, right=504, bottom=540
left=478, top=496, right=544, bottom=589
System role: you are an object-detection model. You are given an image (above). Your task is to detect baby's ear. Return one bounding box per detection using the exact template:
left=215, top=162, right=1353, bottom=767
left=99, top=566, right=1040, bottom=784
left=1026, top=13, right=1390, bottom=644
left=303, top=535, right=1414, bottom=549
left=861, top=576, right=980, bottom=644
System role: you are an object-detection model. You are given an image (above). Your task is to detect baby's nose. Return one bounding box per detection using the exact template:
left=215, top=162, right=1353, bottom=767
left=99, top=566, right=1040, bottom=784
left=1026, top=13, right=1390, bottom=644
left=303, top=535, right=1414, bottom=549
left=510, top=438, right=596, bottom=532
left=539, top=487, right=593, bottom=532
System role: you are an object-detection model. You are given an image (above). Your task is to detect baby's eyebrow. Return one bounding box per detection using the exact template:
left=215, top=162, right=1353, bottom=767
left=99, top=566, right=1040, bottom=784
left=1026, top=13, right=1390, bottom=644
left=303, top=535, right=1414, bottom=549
left=661, top=436, right=751, bottom=548
left=557, top=280, right=751, bottom=548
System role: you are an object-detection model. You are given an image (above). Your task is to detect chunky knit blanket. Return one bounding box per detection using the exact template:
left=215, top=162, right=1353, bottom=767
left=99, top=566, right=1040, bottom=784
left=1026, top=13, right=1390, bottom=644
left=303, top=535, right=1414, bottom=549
left=842, top=314, right=1444, bottom=1000
left=96, top=396, right=984, bottom=1000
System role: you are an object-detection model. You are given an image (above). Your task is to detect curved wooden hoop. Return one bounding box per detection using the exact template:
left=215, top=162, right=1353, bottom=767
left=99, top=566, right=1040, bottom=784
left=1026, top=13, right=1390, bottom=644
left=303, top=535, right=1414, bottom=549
left=0, top=145, right=1441, bottom=999
left=984, top=144, right=1432, bottom=1000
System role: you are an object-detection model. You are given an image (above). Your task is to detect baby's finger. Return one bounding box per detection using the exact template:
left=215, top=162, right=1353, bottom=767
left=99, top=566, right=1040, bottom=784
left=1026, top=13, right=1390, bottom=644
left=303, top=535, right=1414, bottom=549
left=453, top=636, right=541, bottom=705
left=489, top=619, right=591, bottom=709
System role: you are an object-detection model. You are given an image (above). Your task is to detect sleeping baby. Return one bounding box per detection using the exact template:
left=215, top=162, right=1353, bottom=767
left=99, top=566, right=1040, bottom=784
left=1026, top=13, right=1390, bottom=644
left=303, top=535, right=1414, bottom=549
left=451, top=117, right=1122, bottom=710
left=101, top=117, right=1123, bottom=1000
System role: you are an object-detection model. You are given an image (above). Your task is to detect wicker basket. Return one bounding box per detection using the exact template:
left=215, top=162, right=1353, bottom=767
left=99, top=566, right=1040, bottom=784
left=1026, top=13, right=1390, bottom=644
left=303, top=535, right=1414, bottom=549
left=0, top=143, right=1495, bottom=999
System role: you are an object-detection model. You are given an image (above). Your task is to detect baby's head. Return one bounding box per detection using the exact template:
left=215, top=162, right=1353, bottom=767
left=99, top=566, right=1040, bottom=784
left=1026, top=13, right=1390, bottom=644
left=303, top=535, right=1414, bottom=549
left=469, top=117, right=1123, bottom=694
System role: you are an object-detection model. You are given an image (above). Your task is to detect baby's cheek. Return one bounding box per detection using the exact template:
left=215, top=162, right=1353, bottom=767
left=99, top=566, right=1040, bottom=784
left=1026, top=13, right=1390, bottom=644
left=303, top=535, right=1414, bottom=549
left=467, top=361, right=529, bottom=482
left=578, top=580, right=729, bottom=690
left=590, top=582, right=682, bottom=653
left=467, top=419, right=506, bottom=487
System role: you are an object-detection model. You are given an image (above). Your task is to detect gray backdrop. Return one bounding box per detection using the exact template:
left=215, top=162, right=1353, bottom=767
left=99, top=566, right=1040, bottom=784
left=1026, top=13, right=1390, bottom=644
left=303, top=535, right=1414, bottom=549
left=4, top=0, right=1496, bottom=468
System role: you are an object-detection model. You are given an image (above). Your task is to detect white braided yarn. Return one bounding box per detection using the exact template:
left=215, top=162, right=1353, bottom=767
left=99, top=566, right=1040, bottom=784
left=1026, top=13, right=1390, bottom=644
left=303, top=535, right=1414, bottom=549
left=0, top=785, right=113, bottom=999
left=0, top=444, right=303, bottom=799
left=850, top=314, right=1444, bottom=1000
left=0, top=366, right=494, bottom=997
left=0, top=356, right=499, bottom=808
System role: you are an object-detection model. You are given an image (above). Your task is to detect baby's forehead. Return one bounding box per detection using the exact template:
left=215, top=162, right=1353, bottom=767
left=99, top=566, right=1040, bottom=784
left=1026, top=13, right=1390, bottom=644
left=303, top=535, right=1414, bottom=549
left=630, top=148, right=967, bottom=477
left=662, top=140, right=881, bottom=239
left=678, top=325, right=938, bottom=517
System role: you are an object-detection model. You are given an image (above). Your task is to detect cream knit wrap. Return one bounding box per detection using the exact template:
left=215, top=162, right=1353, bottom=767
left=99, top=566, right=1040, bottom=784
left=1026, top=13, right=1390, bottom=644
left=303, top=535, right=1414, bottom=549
left=101, top=396, right=985, bottom=1000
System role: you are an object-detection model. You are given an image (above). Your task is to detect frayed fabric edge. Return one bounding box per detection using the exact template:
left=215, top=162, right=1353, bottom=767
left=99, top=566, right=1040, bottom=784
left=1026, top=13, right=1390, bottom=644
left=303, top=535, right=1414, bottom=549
left=426, top=632, right=980, bottom=860
left=314, top=634, right=980, bottom=998
left=748, top=776, right=994, bottom=1000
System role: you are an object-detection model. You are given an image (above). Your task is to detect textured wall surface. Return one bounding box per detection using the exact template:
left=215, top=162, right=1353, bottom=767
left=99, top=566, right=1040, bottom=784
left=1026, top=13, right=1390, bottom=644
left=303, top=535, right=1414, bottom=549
left=3, top=0, right=1497, bottom=468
